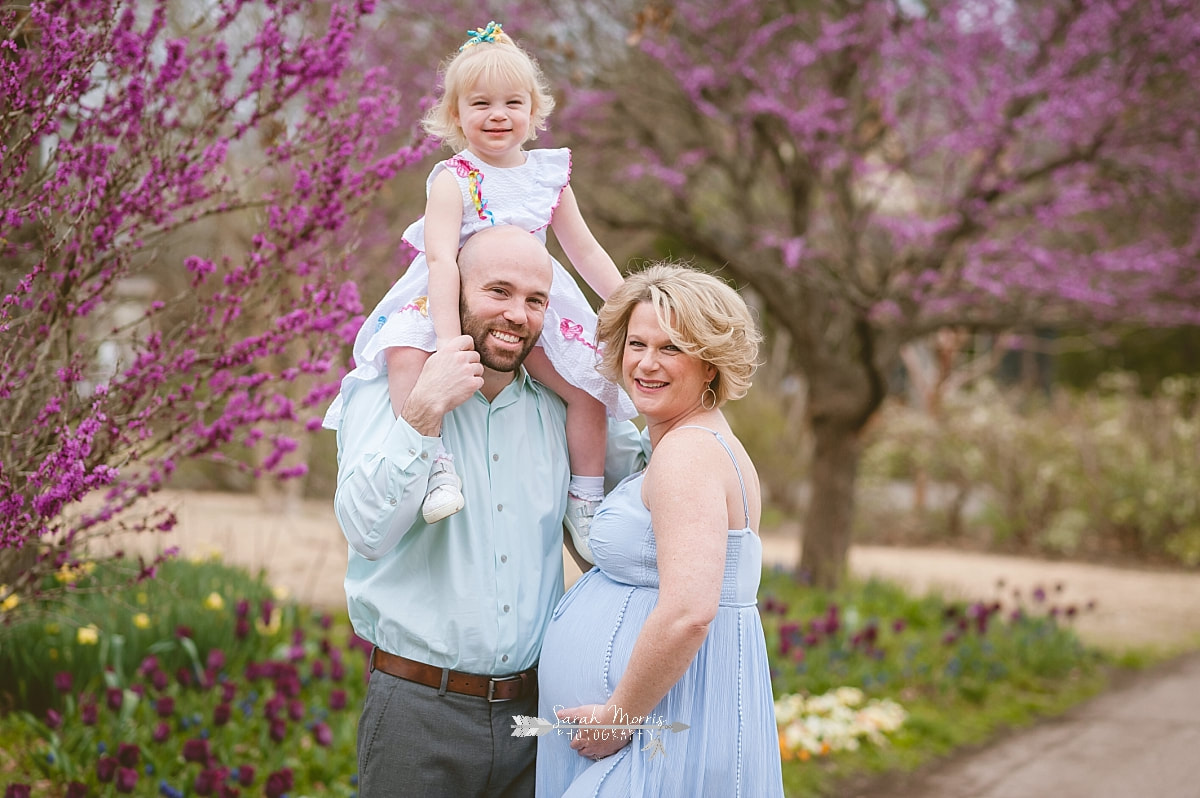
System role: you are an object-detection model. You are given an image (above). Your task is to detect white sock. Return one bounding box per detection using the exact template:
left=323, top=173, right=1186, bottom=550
left=569, top=475, right=605, bottom=502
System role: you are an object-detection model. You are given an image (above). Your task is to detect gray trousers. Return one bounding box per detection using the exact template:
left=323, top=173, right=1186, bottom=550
left=357, top=667, right=538, bottom=797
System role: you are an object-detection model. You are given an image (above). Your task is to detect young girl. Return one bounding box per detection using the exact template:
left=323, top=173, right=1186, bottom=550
left=325, top=22, right=633, bottom=562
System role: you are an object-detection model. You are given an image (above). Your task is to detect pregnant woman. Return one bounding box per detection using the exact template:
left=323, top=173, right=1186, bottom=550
left=535, top=263, right=784, bottom=797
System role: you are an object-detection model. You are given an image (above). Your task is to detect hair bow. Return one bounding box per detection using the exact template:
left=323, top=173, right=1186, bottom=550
left=460, top=21, right=504, bottom=51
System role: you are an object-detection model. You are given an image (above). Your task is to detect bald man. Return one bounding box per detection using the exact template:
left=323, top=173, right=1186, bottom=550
left=330, top=225, right=646, bottom=797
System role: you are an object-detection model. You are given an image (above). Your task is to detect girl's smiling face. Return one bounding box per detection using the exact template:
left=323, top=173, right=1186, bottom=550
left=454, top=78, right=532, bottom=167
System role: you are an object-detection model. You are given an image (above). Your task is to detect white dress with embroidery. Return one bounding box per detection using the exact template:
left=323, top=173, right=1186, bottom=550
left=323, top=148, right=635, bottom=429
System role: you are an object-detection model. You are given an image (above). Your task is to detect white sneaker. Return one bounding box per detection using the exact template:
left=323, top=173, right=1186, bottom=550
left=564, top=496, right=600, bottom=564
left=422, top=456, right=464, bottom=524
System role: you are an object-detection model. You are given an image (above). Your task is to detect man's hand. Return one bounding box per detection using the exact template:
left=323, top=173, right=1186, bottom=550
left=401, top=335, right=484, bottom=435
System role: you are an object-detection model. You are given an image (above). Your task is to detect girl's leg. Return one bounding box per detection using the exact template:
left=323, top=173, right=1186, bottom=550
left=523, top=350, right=607, bottom=480
left=525, top=350, right=607, bottom=564
left=385, top=346, right=465, bottom=524
left=384, top=346, right=431, bottom=419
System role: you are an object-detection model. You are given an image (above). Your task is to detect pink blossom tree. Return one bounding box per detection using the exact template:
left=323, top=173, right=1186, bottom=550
left=0, top=0, right=427, bottom=614
left=558, top=0, right=1200, bottom=587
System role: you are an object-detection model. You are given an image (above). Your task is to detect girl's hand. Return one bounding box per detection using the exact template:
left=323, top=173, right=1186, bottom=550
left=556, top=703, right=632, bottom=761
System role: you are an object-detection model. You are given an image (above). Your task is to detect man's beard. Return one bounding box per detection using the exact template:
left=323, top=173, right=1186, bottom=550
left=460, top=300, right=539, bottom=373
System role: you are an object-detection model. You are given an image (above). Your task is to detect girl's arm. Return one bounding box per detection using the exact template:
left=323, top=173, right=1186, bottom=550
left=557, top=430, right=728, bottom=757
left=425, top=169, right=466, bottom=346
left=550, top=185, right=624, bottom=300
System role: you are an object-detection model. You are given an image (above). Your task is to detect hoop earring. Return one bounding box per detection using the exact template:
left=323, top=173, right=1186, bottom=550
left=701, top=386, right=717, bottom=410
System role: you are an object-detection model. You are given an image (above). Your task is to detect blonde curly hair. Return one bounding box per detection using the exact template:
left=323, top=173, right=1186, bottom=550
left=421, top=28, right=556, bottom=152
left=596, top=263, right=761, bottom=407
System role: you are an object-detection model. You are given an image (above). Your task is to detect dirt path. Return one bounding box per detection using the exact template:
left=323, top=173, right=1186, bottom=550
left=125, top=491, right=1200, bottom=654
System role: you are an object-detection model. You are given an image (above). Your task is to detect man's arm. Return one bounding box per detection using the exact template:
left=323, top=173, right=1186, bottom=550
left=604, top=418, right=651, bottom=490
left=333, top=336, right=484, bottom=560
left=332, top=377, right=437, bottom=560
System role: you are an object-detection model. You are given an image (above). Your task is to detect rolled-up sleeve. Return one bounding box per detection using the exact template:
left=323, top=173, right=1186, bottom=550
left=332, top=378, right=439, bottom=560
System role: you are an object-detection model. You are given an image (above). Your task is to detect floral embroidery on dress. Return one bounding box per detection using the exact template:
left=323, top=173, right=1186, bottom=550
left=447, top=155, right=494, bottom=225
left=559, top=318, right=599, bottom=352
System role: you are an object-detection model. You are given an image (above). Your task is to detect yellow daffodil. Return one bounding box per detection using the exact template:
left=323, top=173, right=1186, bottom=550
left=204, top=592, right=225, bottom=611
left=133, top=613, right=151, bottom=629
left=1, top=592, right=19, bottom=612
left=271, top=584, right=290, bottom=601
left=77, top=625, right=100, bottom=645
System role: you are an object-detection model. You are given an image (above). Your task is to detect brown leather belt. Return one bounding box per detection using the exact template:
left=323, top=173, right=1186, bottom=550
left=370, top=648, right=536, bottom=702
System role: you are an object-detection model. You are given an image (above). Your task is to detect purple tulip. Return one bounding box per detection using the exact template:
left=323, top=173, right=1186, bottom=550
left=259, top=599, right=274, bottom=626
left=156, top=696, right=175, bottom=717
left=311, top=659, right=326, bottom=679
left=54, top=671, right=73, bottom=692
left=235, top=618, right=251, bottom=639
left=221, top=681, right=237, bottom=703
left=236, top=598, right=250, bottom=618
left=117, top=742, right=139, bottom=768
left=277, top=674, right=301, bottom=698
left=81, top=702, right=98, bottom=726
left=206, top=649, right=226, bottom=671
left=151, top=669, right=169, bottom=692
left=329, top=689, right=347, bottom=711
left=114, top=767, right=138, bottom=794
left=96, top=756, right=118, bottom=783
left=313, top=721, right=333, bottom=747
left=182, top=738, right=210, bottom=764
left=45, top=708, right=62, bottom=730
left=193, top=767, right=227, bottom=796
left=263, top=695, right=284, bottom=720
left=152, top=721, right=171, bottom=743
left=64, top=783, right=87, bottom=798
left=330, top=659, right=346, bottom=681
left=5, top=785, right=32, bottom=798
left=264, top=768, right=293, bottom=798
left=269, top=718, right=288, bottom=743
left=106, top=687, right=124, bottom=712
left=213, top=702, right=232, bottom=726
left=237, top=764, right=256, bottom=787
left=287, top=699, right=305, bottom=721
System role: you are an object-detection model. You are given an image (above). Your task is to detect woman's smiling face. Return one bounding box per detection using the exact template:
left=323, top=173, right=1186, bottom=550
left=621, top=302, right=715, bottom=422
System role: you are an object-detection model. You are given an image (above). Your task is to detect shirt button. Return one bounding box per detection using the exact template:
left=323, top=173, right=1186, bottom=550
left=501, top=654, right=509, bottom=663
left=421, top=452, right=428, bottom=460
left=497, top=504, right=503, bottom=512
left=493, top=453, right=499, bottom=461
left=503, top=604, right=510, bottom=613
left=500, top=555, right=508, bottom=563
left=408, top=448, right=416, bottom=456
left=388, top=497, right=397, bottom=506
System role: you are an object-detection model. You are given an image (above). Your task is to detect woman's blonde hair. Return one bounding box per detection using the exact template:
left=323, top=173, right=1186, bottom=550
left=596, top=263, right=762, bottom=407
left=421, top=28, right=556, bottom=152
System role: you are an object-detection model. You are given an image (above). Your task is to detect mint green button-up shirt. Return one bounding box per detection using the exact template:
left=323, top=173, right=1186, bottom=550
left=332, top=368, right=647, bottom=676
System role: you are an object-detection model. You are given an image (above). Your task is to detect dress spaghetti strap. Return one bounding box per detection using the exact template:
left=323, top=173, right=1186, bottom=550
left=678, top=425, right=751, bottom=529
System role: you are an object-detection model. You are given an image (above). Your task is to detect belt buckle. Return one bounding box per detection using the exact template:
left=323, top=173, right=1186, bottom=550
left=487, top=674, right=519, bottom=703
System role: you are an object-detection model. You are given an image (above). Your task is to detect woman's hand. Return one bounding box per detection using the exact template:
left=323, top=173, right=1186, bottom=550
left=556, top=703, right=632, bottom=761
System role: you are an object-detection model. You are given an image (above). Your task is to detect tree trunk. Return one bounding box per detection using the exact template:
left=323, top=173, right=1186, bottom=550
left=796, top=319, right=888, bottom=589
left=800, top=413, right=864, bottom=589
